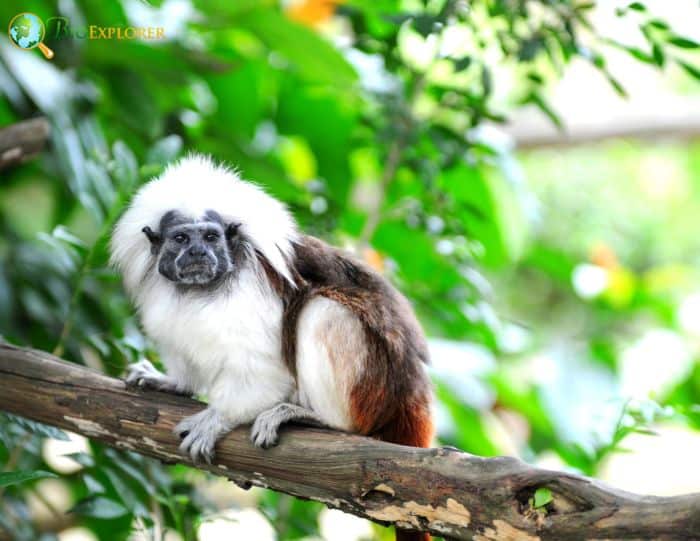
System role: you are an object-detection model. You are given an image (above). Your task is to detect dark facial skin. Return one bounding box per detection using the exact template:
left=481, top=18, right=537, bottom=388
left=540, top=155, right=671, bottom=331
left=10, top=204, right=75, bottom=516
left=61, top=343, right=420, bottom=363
left=143, top=210, right=241, bottom=288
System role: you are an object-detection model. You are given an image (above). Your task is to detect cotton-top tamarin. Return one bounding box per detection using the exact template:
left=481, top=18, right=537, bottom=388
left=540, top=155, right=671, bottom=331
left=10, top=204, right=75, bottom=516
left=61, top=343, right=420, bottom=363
left=110, top=155, right=434, bottom=541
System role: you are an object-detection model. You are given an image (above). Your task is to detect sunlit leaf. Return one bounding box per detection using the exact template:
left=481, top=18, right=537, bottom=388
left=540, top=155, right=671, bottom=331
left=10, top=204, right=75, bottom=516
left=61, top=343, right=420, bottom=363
left=533, top=487, right=553, bottom=508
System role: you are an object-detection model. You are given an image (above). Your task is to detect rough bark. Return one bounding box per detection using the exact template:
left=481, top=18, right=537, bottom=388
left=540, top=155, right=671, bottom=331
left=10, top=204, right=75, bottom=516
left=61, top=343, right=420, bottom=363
left=0, top=343, right=698, bottom=540
left=0, top=118, right=50, bottom=171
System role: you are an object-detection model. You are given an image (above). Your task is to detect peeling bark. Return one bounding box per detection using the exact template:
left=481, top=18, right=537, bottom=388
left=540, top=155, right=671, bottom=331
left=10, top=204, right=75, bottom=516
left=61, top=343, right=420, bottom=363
left=0, top=343, right=699, bottom=540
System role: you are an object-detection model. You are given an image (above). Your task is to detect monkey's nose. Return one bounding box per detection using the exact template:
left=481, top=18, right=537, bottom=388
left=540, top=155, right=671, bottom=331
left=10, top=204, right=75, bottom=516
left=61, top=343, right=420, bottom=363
left=188, top=246, right=207, bottom=258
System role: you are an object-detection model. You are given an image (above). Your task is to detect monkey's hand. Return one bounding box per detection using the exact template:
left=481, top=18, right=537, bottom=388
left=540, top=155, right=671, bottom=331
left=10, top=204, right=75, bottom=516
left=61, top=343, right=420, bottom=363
left=125, top=360, right=191, bottom=396
left=175, top=407, right=231, bottom=463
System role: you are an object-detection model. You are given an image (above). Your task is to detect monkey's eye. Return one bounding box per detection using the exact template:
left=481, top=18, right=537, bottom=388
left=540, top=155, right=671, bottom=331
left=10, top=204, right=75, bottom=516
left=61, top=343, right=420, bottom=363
left=205, top=233, right=219, bottom=242
left=173, top=233, right=188, bottom=244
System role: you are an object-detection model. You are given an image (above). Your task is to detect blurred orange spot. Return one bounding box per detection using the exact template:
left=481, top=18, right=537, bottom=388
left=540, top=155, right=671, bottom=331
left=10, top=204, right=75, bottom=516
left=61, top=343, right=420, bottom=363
left=286, top=0, right=341, bottom=26
left=362, top=247, right=385, bottom=272
left=590, top=242, right=618, bottom=270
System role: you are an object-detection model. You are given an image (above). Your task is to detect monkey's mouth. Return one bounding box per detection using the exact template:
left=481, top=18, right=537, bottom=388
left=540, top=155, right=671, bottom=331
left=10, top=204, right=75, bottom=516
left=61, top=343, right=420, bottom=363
left=176, top=263, right=216, bottom=284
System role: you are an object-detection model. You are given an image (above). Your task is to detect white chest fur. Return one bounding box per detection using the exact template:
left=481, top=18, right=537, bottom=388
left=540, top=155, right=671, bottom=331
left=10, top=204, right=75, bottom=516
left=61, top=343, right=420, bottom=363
left=137, top=266, right=295, bottom=422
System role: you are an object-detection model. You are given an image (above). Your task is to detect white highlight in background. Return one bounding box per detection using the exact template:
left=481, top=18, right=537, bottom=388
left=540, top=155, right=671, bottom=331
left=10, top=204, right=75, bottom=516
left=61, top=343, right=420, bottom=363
left=620, top=329, right=693, bottom=399
left=572, top=263, right=609, bottom=299
left=319, top=509, right=374, bottom=541
left=197, top=509, right=275, bottom=541
left=42, top=432, right=90, bottom=474
left=677, top=292, right=700, bottom=335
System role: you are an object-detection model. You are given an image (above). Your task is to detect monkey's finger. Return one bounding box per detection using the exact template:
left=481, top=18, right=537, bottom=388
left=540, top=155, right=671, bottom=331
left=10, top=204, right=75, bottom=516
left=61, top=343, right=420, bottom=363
left=251, top=427, right=278, bottom=449
left=191, top=439, right=211, bottom=464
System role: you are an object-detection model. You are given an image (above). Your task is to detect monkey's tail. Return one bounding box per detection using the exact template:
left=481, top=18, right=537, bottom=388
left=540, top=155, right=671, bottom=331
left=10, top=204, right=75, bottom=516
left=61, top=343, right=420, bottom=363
left=378, top=396, right=433, bottom=449
left=379, top=401, right=433, bottom=541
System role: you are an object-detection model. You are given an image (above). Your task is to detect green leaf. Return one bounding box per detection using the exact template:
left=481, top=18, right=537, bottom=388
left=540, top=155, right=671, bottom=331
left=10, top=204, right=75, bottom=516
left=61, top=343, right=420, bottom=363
left=4, top=415, right=70, bottom=441
left=64, top=452, right=95, bottom=467
left=0, top=470, right=57, bottom=487
left=235, top=9, right=357, bottom=86
left=527, top=91, right=563, bottom=129
left=533, top=487, right=553, bottom=508
left=624, top=46, right=655, bottom=64
left=146, top=135, right=183, bottom=167
left=112, top=141, right=139, bottom=194
left=668, top=36, right=700, bottom=49
left=678, top=61, right=700, bottom=81
left=191, top=0, right=271, bottom=17
left=647, top=19, right=670, bottom=31
left=104, top=467, right=150, bottom=517
left=527, top=72, right=544, bottom=84
left=481, top=65, right=493, bottom=97
left=70, top=496, right=129, bottom=519
left=605, top=73, right=628, bottom=97
left=412, top=14, right=436, bottom=38
left=518, top=36, right=544, bottom=62
left=651, top=42, right=665, bottom=67
left=435, top=381, right=501, bottom=456
left=52, top=226, right=87, bottom=251
left=627, top=2, right=646, bottom=11
left=451, top=56, right=472, bottom=72
left=438, top=164, right=526, bottom=267
left=83, top=474, right=106, bottom=494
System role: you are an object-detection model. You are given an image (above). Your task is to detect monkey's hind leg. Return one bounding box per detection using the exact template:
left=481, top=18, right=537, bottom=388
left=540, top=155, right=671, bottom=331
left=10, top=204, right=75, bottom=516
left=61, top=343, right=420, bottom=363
left=125, top=360, right=191, bottom=396
left=175, top=407, right=232, bottom=463
left=251, top=403, right=325, bottom=448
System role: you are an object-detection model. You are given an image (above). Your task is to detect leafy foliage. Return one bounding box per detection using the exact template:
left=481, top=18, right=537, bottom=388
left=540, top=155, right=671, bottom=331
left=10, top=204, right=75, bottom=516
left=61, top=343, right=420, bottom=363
left=0, top=0, right=699, bottom=539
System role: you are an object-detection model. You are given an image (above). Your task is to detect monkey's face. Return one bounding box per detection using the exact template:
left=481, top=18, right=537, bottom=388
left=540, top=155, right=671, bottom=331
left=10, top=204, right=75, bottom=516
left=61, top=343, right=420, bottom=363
left=143, top=210, right=239, bottom=287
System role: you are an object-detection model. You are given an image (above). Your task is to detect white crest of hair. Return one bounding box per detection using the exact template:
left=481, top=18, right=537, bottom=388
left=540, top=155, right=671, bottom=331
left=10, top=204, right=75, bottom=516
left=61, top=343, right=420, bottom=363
left=110, top=153, right=298, bottom=299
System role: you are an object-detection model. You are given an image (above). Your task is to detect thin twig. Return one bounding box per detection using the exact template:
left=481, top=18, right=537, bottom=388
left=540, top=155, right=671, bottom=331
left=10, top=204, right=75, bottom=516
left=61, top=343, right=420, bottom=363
left=358, top=74, right=428, bottom=246
left=358, top=138, right=405, bottom=246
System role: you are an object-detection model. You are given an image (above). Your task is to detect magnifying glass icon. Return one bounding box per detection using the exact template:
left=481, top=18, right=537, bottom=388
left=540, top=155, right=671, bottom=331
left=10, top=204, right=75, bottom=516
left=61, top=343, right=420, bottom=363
left=8, top=12, right=54, bottom=60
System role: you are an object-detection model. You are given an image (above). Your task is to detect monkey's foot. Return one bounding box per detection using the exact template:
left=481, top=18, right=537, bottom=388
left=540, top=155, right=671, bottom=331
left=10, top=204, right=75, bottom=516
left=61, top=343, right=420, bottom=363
left=175, top=408, right=230, bottom=463
left=126, top=360, right=190, bottom=396
left=251, top=403, right=324, bottom=449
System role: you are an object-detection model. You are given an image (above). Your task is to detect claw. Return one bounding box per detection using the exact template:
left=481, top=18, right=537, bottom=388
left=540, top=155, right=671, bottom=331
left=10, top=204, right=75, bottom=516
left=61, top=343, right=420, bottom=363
left=174, top=408, right=229, bottom=463
left=125, top=360, right=191, bottom=396
left=250, top=410, right=281, bottom=449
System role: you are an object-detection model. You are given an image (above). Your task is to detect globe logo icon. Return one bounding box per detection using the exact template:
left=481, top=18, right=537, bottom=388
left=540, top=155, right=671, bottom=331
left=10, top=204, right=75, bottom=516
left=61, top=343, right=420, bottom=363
left=8, top=12, right=54, bottom=59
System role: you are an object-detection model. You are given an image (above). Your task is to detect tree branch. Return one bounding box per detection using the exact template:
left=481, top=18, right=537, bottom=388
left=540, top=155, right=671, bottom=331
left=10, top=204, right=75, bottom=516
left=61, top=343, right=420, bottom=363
left=0, top=343, right=698, bottom=540
left=0, top=118, right=50, bottom=171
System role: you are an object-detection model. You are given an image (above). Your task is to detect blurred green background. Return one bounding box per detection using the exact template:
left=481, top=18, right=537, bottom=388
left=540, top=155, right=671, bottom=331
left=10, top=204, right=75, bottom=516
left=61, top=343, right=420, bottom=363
left=1, top=0, right=700, bottom=540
